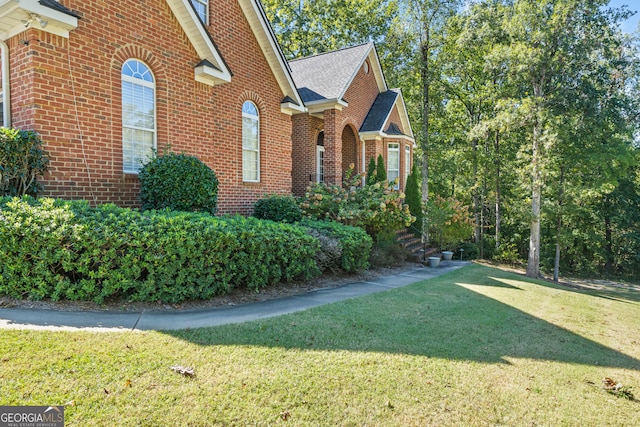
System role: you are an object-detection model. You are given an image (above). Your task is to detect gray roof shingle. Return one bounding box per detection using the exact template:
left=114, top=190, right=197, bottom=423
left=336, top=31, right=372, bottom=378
left=360, top=89, right=400, bottom=133
left=289, top=43, right=372, bottom=103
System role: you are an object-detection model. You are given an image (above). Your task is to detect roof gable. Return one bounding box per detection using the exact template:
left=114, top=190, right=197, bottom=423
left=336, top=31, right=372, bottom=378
left=236, top=0, right=304, bottom=114
left=360, top=90, right=399, bottom=133
left=165, top=0, right=232, bottom=86
left=360, top=88, right=415, bottom=142
left=289, top=43, right=386, bottom=107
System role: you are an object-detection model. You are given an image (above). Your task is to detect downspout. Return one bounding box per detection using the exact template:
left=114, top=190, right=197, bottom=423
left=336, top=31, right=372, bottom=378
left=0, top=39, right=10, bottom=127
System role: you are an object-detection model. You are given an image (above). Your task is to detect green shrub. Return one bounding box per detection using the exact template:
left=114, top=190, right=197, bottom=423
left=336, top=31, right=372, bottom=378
left=404, top=163, right=422, bottom=237
left=139, top=151, right=219, bottom=213
left=458, top=242, right=479, bottom=260
left=300, top=219, right=373, bottom=272
left=493, top=242, right=522, bottom=265
left=426, top=195, right=474, bottom=251
left=369, top=231, right=410, bottom=268
left=253, top=194, right=302, bottom=223
left=299, top=166, right=414, bottom=238
left=0, top=197, right=320, bottom=304
left=0, top=128, right=49, bottom=196
left=366, top=157, right=377, bottom=185
left=375, top=154, right=387, bottom=183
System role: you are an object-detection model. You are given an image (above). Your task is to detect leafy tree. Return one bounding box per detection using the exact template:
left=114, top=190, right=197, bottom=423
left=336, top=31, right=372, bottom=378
left=476, top=0, right=637, bottom=277
left=262, top=0, right=398, bottom=59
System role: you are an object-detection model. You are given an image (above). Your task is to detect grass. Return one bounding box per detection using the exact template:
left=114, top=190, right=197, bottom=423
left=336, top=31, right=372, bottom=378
left=1, top=263, right=639, bottom=426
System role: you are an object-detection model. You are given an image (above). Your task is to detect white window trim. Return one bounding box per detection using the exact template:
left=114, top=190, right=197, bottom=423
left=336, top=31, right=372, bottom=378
left=404, top=144, right=411, bottom=187
left=242, top=101, right=260, bottom=182
left=122, top=60, right=156, bottom=174
left=191, top=0, right=209, bottom=24
left=387, top=143, right=400, bottom=190
left=316, top=145, right=325, bottom=183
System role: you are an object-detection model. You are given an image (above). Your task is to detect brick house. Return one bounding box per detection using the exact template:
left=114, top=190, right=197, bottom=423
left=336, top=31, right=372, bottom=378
left=0, top=1, right=413, bottom=214
left=289, top=43, right=415, bottom=196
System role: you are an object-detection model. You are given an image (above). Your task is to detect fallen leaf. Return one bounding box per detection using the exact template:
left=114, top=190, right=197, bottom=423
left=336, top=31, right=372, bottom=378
left=279, top=410, right=290, bottom=421
left=602, top=377, right=621, bottom=391
left=170, top=365, right=196, bottom=377
left=124, top=380, right=132, bottom=388
left=104, top=388, right=110, bottom=395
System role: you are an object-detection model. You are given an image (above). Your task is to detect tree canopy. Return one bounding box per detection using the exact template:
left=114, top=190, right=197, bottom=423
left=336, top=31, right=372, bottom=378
left=263, top=0, right=640, bottom=280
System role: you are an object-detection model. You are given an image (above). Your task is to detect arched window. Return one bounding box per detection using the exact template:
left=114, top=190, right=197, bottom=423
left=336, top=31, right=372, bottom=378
left=122, top=59, right=155, bottom=173
left=316, top=131, right=325, bottom=183
left=242, top=101, right=260, bottom=182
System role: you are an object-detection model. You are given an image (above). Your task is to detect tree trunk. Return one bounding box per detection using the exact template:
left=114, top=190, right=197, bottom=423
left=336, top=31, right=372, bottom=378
left=553, top=167, right=564, bottom=282
left=472, top=137, right=480, bottom=246
left=420, top=29, right=430, bottom=241
left=494, top=130, right=501, bottom=251
left=527, top=95, right=542, bottom=278
left=604, top=195, right=613, bottom=274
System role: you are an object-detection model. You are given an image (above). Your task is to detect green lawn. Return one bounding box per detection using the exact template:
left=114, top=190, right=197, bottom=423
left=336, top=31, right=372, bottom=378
left=1, top=264, right=638, bottom=426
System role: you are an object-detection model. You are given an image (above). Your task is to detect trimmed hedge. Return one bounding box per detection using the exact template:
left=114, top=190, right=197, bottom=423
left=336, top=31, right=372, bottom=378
left=299, top=219, right=372, bottom=272
left=0, top=197, right=320, bottom=303
left=139, top=152, right=219, bottom=213
left=253, top=194, right=302, bottom=223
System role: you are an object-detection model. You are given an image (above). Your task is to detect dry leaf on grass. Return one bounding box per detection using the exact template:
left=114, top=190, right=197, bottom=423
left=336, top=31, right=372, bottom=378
left=170, top=365, right=196, bottom=377
left=602, top=377, right=636, bottom=400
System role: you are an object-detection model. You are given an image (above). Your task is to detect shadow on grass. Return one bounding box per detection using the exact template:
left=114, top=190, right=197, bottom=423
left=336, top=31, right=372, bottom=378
left=165, top=265, right=640, bottom=370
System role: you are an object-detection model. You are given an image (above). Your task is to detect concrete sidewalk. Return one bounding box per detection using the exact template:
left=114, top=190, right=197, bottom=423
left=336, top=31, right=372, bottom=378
left=0, top=261, right=469, bottom=332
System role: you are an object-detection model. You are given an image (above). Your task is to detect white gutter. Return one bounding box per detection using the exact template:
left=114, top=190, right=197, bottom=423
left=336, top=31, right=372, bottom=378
left=1, top=39, right=9, bottom=127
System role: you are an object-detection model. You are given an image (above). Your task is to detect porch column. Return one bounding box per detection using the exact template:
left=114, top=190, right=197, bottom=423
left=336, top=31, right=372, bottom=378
left=323, top=109, right=342, bottom=186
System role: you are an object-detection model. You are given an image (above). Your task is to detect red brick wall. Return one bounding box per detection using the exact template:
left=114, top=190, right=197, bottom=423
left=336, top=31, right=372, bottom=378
left=291, top=114, right=323, bottom=196
left=293, top=59, right=382, bottom=188
left=340, top=59, right=381, bottom=131
left=7, top=0, right=293, bottom=214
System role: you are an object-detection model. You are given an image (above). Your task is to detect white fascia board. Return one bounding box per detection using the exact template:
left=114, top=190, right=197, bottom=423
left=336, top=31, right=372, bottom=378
left=359, top=131, right=383, bottom=141
left=360, top=131, right=415, bottom=144
left=195, top=62, right=231, bottom=86
left=394, top=89, right=415, bottom=140
left=368, top=47, right=387, bottom=94
left=281, top=101, right=306, bottom=115
left=0, top=0, right=78, bottom=39
left=306, top=98, right=348, bottom=114
left=337, top=43, right=388, bottom=102
left=237, top=0, right=304, bottom=108
left=166, top=0, right=231, bottom=85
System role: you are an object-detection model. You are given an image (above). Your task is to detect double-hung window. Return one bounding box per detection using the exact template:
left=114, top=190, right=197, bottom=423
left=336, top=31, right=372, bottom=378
left=122, top=59, right=155, bottom=174
left=316, top=131, right=325, bottom=183
left=242, top=101, right=260, bottom=182
left=190, top=0, right=208, bottom=23
left=387, top=143, right=400, bottom=189
left=404, top=145, right=411, bottom=188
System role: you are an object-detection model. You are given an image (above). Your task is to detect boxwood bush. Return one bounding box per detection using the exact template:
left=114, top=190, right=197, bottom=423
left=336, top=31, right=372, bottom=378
left=253, top=194, right=302, bottom=223
left=299, top=219, right=372, bottom=272
left=139, top=151, right=219, bottom=213
left=0, top=197, right=320, bottom=303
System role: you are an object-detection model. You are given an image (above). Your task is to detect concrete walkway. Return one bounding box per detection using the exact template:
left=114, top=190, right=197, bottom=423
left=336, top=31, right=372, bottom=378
left=0, top=261, right=469, bottom=332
